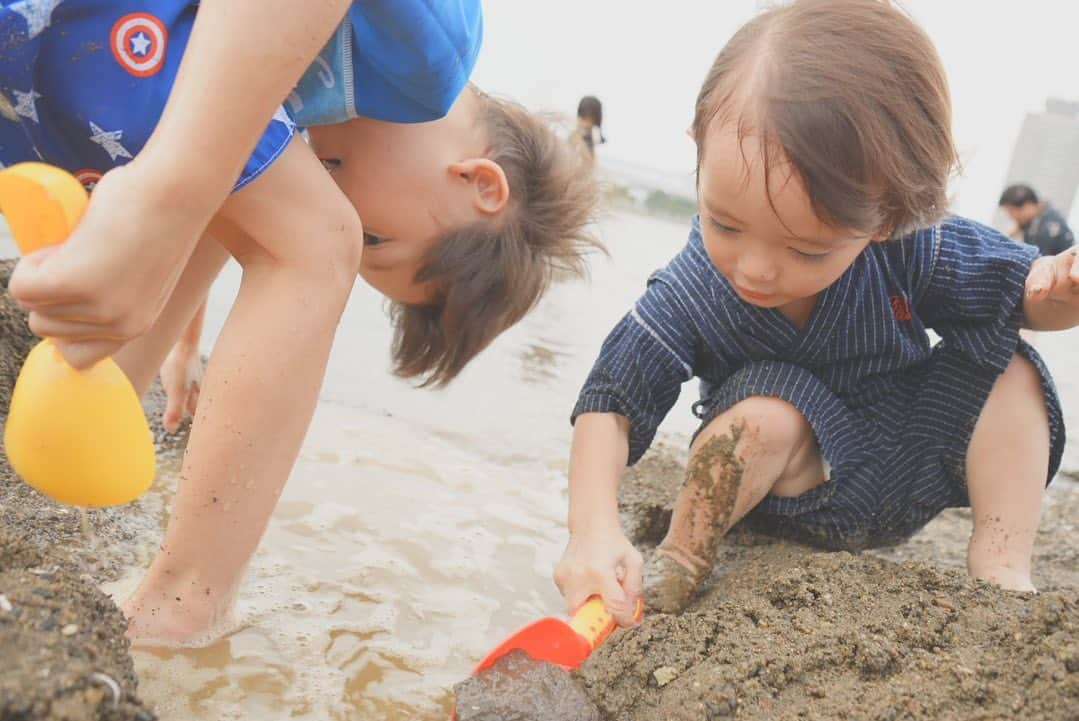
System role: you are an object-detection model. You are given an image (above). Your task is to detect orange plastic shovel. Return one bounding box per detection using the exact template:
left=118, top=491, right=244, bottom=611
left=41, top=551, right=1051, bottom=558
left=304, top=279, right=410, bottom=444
left=472, top=595, right=640, bottom=673
left=452, top=595, right=642, bottom=719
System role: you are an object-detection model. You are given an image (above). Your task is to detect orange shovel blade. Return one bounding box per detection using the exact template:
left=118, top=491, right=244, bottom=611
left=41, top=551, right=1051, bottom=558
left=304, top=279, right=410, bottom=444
left=453, top=597, right=640, bottom=720
left=471, top=595, right=640, bottom=673
left=472, top=617, right=593, bottom=674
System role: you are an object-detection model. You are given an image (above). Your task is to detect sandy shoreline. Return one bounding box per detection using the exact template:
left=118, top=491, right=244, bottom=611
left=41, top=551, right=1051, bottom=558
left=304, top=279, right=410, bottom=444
left=0, top=251, right=1077, bottom=719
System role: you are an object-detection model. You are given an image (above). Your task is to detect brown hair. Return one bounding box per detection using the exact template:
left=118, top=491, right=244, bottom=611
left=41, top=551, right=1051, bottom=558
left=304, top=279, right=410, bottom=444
left=692, top=0, right=958, bottom=238
left=389, top=95, right=602, bottom=387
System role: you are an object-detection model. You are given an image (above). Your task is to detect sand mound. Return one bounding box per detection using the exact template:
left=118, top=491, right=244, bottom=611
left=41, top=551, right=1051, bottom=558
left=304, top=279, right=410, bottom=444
left=573, top=448, right=1079, bottom=721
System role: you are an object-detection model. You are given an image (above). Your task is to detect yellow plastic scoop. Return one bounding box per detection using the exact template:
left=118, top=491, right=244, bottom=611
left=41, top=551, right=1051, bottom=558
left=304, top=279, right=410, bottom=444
left=0, top=162, right=155, bottom=507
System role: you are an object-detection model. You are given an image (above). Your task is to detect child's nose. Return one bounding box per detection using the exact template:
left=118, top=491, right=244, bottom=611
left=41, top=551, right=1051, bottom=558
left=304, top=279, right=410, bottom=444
left=737, top=249, right=779, bottom=284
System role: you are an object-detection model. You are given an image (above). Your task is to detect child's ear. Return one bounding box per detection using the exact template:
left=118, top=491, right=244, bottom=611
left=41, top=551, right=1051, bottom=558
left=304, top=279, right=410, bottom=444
left=449, top=159, right=509, bottom=216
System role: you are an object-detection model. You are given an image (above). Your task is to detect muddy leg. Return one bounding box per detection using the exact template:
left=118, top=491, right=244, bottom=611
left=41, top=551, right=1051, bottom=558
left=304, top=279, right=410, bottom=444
left=966, top=354, right=1049, bottom=592
left=645, top=396, right=824, bottom=613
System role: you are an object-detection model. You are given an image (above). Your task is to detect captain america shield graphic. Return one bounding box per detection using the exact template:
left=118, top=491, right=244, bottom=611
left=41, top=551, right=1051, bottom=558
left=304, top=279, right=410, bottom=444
left=74, top=168, right=103, bottom=192
left=111, top=13, right=168, bottom=77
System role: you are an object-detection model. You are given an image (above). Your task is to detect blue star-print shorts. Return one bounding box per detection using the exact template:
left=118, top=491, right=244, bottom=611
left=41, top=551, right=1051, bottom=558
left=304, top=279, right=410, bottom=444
left=0, top=0, right=296, bottom=191
left=0, top=0, right=483, bottom=192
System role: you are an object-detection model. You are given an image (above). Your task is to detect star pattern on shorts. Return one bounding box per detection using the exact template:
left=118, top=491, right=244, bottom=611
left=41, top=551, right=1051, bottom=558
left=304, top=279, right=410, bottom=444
left=88, top=121, right=132, bottom=161
left=7, top=0, right=65, bottom=39
left=129, top=30, right=151, bottom=56
left=12, top=88, right=42, bottom=123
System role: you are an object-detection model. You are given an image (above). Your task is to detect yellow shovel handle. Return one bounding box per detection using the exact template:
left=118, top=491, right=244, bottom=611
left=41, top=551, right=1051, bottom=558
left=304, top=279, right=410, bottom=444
left=568, top=595, right=644, bottom=650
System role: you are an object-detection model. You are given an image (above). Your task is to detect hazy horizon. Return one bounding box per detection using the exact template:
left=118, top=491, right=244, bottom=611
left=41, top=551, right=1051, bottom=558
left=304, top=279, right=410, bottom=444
left=473, top=1, right=1079, bottom=227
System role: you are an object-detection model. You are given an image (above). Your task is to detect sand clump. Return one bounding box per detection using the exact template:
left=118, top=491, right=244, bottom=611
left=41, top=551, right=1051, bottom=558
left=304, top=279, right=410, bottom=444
left=454, top=649, right=601, bottom=721
left=573, top=445, right=1079, bottom=721
left=578, top=542, right=1077, bottom=721
left=0, top=532, right=153, bottom=721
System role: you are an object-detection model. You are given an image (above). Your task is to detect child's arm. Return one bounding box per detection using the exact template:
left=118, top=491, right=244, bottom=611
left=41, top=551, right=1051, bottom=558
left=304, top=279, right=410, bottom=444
left=1022, top=248, right=1079, bottom=331
left=553, top=262, right=702, bottom=627
left=554, top=412, right=643, bottom=628
left=9, top=0, right=352, bottom=369
left=914, top=218, right=1065, bottom=373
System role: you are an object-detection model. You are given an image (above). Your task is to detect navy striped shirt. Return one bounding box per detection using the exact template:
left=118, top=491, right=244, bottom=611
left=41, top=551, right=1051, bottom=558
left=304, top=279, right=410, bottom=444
left=573, top=215, right=1039, bottom=466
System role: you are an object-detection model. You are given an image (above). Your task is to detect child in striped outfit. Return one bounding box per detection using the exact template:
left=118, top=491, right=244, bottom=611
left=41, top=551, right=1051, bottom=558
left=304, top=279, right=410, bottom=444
left=555, top=0, right=1079, bottom=625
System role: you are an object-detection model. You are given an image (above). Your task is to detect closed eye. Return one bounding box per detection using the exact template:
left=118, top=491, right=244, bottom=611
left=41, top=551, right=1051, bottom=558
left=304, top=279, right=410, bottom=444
left=708, top=217, right=739, bottom=234
left=791, top=248, right=830, bottom=262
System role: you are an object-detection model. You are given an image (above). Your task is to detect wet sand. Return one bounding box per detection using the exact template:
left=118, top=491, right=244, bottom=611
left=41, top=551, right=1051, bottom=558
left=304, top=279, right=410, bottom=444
left=0, top=531, right=153, bottom=721
left=574, top=446, right=1079, bottom=721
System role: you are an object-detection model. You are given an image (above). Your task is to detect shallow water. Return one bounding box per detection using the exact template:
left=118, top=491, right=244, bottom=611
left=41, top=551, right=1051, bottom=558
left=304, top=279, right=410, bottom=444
left=102, top=211, right=700, bottom=720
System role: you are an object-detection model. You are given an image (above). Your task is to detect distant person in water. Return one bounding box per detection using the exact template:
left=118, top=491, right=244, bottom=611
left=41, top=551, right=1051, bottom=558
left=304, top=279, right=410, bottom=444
left=999, top=184, right=1075, bottom=256
left=574, top=95, right=606, bottom=163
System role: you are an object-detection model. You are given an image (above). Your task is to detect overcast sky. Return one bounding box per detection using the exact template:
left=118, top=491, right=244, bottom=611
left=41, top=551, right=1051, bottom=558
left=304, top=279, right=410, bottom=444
left=472, top=1, right=1079, bottom=225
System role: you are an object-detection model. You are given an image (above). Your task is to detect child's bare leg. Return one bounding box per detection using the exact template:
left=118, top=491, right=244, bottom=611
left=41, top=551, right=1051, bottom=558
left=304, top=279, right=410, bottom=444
left=966, top=354, right=1049, bottom=592
left=647, top=396, right=825, bottom=613
left=122, top=137, right=362, bottom=645
left=112, top=234, right=229, bottom=396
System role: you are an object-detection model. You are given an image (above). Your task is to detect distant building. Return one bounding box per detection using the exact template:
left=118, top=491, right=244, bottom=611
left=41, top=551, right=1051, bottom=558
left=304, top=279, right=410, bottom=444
left=997, top=99, right=1079, bottom=223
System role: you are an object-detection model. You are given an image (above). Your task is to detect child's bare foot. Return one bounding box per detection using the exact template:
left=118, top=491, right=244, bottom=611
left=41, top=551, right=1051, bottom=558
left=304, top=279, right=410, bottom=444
left=969, top=565, right=1037, bottom=593
left=642, top=547, right=710, bottom=614
left=123, top=577, right=239, bottom=648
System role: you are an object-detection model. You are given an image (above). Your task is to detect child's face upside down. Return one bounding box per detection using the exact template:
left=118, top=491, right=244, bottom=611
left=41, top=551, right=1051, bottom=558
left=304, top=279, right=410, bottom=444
left=307, top=85, right=508, bottom=306
left=697, top=121, right=884, bottom=320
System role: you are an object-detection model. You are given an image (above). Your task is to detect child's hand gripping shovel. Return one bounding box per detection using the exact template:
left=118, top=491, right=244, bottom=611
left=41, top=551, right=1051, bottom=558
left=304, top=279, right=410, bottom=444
left=452, top=595, right=642, bottom=719
left=0, top=162, right=155, bottom=507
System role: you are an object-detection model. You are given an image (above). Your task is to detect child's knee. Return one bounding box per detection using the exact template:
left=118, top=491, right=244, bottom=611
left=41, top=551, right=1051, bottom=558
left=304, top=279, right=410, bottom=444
left=302, top=210, right=364, bottom=291
left=325, top=213, right=365, bottom=276
left=722, top=395, right=812, bottom=455
left=224, top=207, right=363, bottom=295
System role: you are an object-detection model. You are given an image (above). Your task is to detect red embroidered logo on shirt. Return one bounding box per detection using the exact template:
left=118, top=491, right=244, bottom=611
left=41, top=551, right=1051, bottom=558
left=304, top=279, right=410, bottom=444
left=111, top=13, right=168, bottom=77
left=891, top=294, right=912, bottom=321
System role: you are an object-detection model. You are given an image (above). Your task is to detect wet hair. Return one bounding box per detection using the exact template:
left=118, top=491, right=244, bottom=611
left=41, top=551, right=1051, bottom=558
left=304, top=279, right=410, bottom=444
left=388, top=94, right=602, bottom=387
left=999, top=184, right=1039, bottom=208
left=692, top=0, right=958, bottom=238
left=577, top=96, right=603, bottom=127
